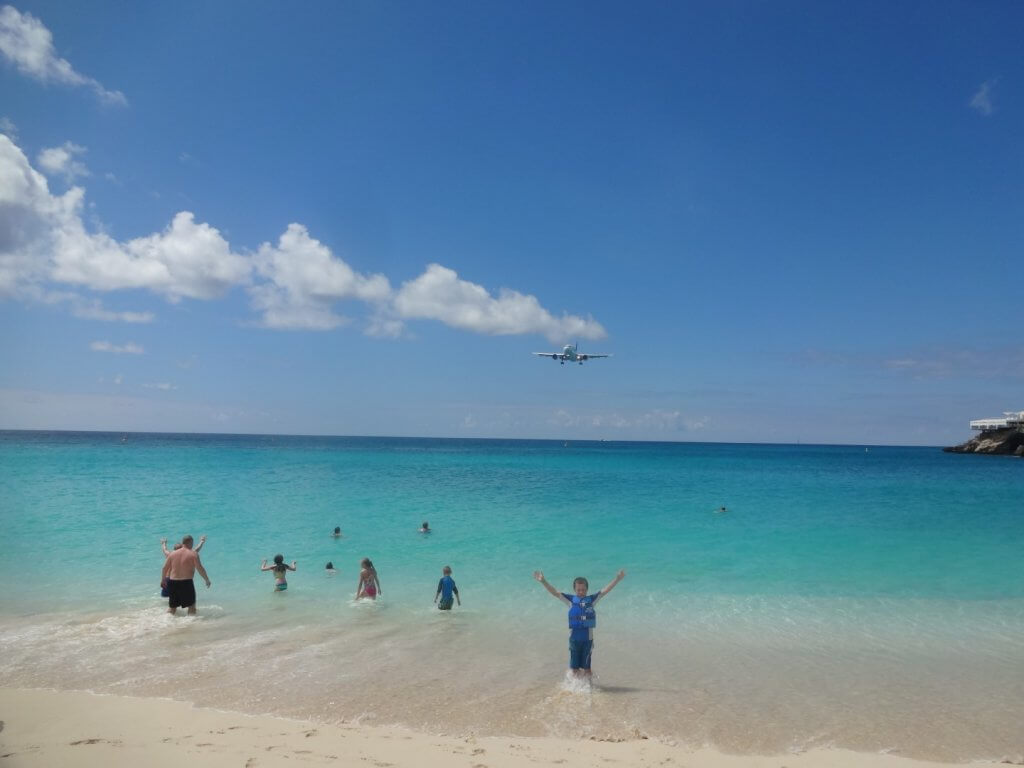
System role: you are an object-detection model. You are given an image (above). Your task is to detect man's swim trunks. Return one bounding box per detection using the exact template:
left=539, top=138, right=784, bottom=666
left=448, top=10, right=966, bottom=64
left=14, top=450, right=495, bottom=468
left=438, top=597, right=453, bottom=610
left=275, top=582, right=287, bottom=591
left=167, top=578, right=196, bottom=609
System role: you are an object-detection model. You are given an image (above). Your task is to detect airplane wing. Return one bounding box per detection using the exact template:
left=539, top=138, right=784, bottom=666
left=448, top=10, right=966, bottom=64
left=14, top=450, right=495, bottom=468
left=582, top=354, right=610, bottom=359
left=532, top=352, right=559, bottom=358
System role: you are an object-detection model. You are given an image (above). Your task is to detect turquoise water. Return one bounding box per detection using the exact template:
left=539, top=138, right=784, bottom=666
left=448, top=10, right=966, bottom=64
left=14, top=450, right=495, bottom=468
left=1, top=431, right=1022, bottom=759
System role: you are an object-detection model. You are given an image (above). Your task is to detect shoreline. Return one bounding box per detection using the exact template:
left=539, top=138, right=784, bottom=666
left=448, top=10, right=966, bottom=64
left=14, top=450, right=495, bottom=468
left=0, top=687, right=1012, bottom=768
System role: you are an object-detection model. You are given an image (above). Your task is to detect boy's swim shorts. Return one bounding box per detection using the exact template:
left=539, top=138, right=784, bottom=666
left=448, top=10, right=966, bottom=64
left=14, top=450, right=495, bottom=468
left=569, top=639, right=593, bottom=669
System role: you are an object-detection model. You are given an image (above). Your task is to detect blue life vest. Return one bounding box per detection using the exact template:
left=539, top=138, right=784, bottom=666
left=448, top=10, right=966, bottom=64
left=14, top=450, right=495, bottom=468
left=567, top=594, right=597, bottom=630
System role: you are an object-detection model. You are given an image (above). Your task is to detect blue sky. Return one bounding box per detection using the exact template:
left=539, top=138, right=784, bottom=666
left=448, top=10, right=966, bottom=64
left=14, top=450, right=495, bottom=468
left=0, top=1, right=1020, bottom=445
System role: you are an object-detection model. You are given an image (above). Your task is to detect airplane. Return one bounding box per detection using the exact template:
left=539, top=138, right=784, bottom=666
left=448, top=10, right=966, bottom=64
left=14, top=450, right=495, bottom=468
left=533, top=343, right=611, bottom=365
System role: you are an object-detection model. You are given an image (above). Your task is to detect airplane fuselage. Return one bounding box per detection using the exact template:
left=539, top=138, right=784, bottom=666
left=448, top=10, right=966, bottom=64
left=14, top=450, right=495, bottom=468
left=556, top=345, right=588, bottom=364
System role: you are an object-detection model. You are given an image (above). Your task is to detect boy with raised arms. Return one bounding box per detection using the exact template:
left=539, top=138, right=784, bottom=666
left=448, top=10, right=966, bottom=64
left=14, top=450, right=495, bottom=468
left=533, top=568, right=625, bottom=679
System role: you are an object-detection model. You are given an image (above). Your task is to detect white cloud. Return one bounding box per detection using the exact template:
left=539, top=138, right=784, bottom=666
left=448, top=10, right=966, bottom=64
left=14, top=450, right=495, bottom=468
left=144, top=382, right=176, bottom=391
left=90, top=340, right=143, bottom=354
left=114, top=211, right=251, bottom=300
left=0, top=5, right=126, bottom=105
left=71, top=299, right=153, bottom=323
left=969, top=80, right=995, bottom=116
left=0, top=116, right=16, bottom=141
left=36, top=290, right=154, bottom=323
left=550, top=408, right=706, bottom=432
left=0, top=136, right=251, bottom=301
left=634, top=409, right=708, bottom=431
left=250, top=223, right=391, bottom=330
left=394, top=263, right=606, bottom=344
left=882, top=345, right=1024, bottom=380
left=0, top=134, right=610, bottom=341
left=0, top=134, right=66, bottom=295
left=37, top=141, right=89, bottom=183
left=50, top=207, right=247, bottom=300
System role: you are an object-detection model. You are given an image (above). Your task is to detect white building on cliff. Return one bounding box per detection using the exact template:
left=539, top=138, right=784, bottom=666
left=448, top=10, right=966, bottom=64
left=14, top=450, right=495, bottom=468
left=970, top=411, right=1024, bottom=432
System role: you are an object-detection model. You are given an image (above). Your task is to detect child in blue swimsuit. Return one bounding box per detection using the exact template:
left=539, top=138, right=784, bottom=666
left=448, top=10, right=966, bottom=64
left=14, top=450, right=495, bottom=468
left=533, top=569, right=625, bottom=679
left=434, top=565, right=461, bottom=610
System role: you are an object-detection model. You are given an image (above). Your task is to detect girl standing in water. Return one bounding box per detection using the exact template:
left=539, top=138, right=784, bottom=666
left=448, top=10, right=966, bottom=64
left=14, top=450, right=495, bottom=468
left=355, top=557, right=381, bottom=600
left=261, top=554, right=297, bottom=591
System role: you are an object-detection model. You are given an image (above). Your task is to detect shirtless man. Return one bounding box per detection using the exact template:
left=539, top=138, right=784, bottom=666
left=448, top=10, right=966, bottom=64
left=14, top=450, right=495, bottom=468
left=161, top=534, right=211, bottom=615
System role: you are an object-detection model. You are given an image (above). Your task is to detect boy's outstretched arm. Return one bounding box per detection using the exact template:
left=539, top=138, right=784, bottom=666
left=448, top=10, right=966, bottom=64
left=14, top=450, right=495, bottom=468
left=533, top=571, right=569, bottom=603
left=600, top=569, right=626, bottom=597
left=195, top=534, right=206, bottom=553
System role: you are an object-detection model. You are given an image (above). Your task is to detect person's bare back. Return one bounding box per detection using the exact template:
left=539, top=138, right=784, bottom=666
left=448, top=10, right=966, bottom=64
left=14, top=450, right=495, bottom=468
left=164, top=547, right=200, bottom=580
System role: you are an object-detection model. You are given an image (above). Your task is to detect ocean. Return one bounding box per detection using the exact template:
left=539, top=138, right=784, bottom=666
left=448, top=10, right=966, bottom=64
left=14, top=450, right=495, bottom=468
left=0, top=431, right=1021, bottom=761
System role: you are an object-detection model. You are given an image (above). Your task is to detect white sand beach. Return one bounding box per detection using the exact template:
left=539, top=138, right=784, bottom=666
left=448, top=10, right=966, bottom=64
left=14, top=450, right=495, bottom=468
left=1, top=688, right=1012, bottom=768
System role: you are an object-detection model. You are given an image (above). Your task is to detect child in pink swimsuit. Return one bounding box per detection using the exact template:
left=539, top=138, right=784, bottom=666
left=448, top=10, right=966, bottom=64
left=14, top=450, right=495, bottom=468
left=356, top=558, right=381, bottom=600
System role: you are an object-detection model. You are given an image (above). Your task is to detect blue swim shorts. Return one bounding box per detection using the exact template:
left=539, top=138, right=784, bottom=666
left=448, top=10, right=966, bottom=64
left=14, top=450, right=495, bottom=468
left=568, top=639, right=593, bottom=670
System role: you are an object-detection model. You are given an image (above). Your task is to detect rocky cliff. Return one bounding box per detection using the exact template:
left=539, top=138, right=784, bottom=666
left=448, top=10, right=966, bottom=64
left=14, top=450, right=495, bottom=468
left=943, top=427, right=1024, bottom=456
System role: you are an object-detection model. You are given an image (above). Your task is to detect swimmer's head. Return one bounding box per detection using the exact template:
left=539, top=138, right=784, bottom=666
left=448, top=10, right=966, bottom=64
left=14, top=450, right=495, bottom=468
left=325, top=561, right=334, bottom=570
left=273, top=554, right=284, bottom=565
left=421, top=521, right=429, bottom=529
left=573, top=577, right=589, bottom=597
left=442, top=565, right=452, bottom=575
left=361, top=557, right=373, bottom=569
left=334, top=526, right=341, bottom=534
left=173, top=542, right=183, bottom=550
left=182, top=535, right=194, bottom=548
